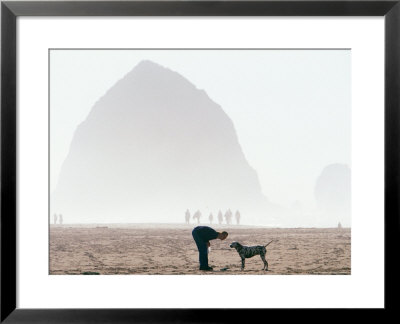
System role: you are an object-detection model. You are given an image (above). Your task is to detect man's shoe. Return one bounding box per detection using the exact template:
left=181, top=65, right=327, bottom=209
left=199, top=266, right=213, bottom=271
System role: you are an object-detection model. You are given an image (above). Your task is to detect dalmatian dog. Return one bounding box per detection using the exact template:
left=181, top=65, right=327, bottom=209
left=230, top=240, right=274, bottom=271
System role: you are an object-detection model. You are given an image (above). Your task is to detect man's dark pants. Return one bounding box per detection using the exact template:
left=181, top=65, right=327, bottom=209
left=192, top=228, right=209, bottom=269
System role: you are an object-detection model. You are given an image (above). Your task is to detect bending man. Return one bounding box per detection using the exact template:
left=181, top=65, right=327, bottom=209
left=192, top=226, right=228, bottom=271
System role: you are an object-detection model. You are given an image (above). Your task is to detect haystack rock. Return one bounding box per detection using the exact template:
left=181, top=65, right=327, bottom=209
left=52, top=60, right=273, bottom=223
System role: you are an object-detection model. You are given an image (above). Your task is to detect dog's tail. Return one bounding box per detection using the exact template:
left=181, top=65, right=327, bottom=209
left=264, top=240, right=275, bottom=248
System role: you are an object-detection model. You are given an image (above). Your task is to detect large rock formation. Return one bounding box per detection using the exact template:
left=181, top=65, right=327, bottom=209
left=52, top=60, right=271, bottom=223
left=314, top=163, right=351, bottom=227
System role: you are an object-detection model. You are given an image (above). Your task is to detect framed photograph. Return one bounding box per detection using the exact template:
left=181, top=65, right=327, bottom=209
left=1, top=0, right=398, bottom=322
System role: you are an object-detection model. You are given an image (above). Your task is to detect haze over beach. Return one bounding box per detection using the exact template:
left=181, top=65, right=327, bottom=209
left=50, top=50, right=351, bottom=228
left=50, top=50, right=351, bottom=275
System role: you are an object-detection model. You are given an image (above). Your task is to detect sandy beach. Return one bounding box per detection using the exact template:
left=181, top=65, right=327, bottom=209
left=49, top=224, right=351, bottom=275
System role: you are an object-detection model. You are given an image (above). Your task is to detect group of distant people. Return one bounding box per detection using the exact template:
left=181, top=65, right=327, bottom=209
left=53, top=213, right=63, bottom=225
left=185, top=209, right=241, bottom=225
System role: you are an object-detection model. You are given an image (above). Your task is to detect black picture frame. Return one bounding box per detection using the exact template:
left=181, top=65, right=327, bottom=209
left=1, top=0, right=399, bottom=322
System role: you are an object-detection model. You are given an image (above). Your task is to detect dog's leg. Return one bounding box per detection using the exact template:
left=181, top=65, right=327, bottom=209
left=261, top=254, right=268, bottom=271
left=241, top=257, right=245, bottom=270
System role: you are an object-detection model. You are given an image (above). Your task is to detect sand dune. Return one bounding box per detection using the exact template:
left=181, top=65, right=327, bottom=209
left=49, top=224, right=350, bottom=275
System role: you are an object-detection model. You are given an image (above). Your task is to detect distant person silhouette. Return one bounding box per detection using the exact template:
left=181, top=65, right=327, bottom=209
left=338, top=222, right=342, bottom=229
left=59, top=214, right=63, bottom=225
left=192, top=226, right=228, bottom=271
left=209, top=213, right=213, bottom=224
left=185, top=209, right=191, bottom=224
left=53, top=213, right=58, bottom=225
left=193, top=210, right=201, bottom=224
left=235, top=210, right=241, bottom=225
left=224, top=209, right=232, bottom=225
left=217, top=210, right=223, bottom=224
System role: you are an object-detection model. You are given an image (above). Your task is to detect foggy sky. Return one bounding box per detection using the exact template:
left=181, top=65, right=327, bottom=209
left=50, top=50, right=351, bottom=226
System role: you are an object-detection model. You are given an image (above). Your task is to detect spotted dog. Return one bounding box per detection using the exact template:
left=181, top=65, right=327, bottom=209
left=230, top=240, right=274, bottom=271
